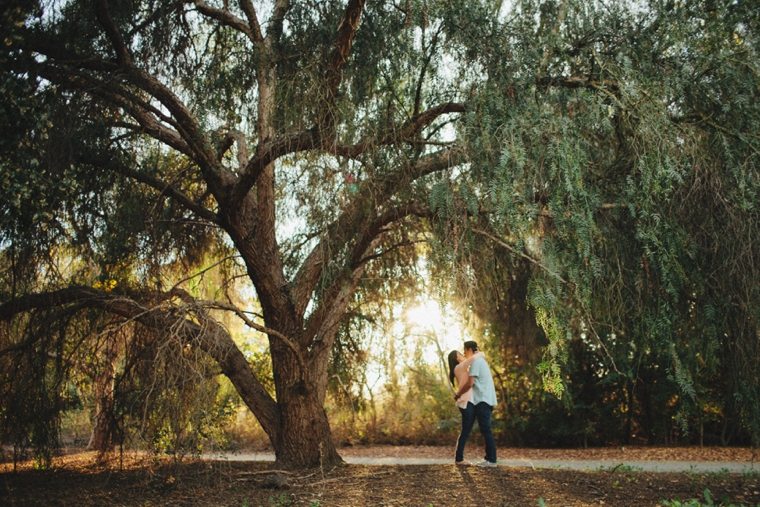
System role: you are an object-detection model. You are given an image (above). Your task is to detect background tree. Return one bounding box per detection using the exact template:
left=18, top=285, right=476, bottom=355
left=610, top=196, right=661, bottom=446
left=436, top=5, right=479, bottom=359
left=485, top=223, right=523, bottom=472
left=437, top=0, right=760, bottom=445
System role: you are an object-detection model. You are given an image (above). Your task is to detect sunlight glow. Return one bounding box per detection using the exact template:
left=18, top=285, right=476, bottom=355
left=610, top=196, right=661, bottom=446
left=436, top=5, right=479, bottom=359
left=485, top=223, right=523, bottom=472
left=401, top=299, right=471, bottom=366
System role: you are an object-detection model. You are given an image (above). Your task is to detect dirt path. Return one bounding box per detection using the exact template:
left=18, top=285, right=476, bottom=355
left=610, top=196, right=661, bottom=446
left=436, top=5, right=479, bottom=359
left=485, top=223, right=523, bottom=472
left=212, top=452, right=757, bottom=473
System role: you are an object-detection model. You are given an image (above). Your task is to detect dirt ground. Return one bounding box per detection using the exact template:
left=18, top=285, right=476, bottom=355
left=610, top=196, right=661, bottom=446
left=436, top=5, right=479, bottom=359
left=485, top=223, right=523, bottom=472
left=1, top=449, right=759, bottom=507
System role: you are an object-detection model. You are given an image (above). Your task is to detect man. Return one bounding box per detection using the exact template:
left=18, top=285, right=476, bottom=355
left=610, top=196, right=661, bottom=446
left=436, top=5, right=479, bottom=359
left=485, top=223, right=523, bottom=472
left=453, top=340, right=498, bottom=467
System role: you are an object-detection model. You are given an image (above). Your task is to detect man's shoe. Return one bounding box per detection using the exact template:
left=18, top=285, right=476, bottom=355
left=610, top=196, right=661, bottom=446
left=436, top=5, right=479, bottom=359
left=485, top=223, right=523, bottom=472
left=475, top=459, right=498, bottom=468
left=455, top=460, right=471, bottom=466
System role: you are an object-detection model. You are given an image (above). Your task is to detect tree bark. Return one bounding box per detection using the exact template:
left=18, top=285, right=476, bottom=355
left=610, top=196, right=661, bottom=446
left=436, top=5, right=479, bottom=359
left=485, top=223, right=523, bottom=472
left=86, top=336, right=120, bottom=452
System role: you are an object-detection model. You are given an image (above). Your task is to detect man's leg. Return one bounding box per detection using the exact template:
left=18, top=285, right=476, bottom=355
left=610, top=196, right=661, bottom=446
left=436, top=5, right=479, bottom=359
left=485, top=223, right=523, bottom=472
left=474, top=402, right=497, bottom=463
left=455, top=403, right=476, bottom=462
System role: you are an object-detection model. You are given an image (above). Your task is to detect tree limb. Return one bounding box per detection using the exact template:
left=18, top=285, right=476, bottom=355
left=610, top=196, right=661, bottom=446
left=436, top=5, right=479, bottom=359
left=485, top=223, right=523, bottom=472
left=471, top=228, right=568, bottom=284
left=200, top=300, right=307, bottom=382
left=326, top=0, right=366, bottom=98
left=232, top=129, right=319, bottom=205
left=0, top=287, right=282, bottom=437
left=193, top=0, right=263, bottom=45
left=350, top=202, right=431, bottom=268
left=94, top=0, right=133, bottom=65
left=238, top=0, right=265, bottom=44
left=332, top=102, right=466, bottom=159
left=536, top=75, right=619, bottom=91
left=290, top=148, right=464, bottom=316
left=78, top=155, right=219, bottom=224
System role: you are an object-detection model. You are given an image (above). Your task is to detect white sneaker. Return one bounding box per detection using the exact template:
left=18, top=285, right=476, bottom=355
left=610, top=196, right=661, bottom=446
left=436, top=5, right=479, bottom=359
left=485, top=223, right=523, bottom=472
left=475, top=459, right=498, bottom=468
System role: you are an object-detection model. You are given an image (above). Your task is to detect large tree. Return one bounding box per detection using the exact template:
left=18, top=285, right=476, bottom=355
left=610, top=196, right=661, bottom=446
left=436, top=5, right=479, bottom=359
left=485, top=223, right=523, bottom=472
left=1, top=0, right=477, bottom=467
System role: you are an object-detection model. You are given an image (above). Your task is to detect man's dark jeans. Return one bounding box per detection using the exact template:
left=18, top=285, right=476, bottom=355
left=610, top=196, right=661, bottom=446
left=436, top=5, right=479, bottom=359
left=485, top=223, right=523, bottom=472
left=455, top=401, right=497, bottom=463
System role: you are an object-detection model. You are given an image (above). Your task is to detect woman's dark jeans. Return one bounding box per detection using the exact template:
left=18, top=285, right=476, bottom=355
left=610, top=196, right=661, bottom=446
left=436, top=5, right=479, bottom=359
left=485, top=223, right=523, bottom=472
left=455, top=402, right=497, bottom=463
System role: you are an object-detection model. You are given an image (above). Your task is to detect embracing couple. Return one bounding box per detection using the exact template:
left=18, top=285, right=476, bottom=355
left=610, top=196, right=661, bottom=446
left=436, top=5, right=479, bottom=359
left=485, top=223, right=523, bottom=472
left=448, top=341, right=498, bottom=467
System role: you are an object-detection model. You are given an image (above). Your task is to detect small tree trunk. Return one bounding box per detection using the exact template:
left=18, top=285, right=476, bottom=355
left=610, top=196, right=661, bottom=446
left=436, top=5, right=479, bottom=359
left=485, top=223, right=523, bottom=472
left=87, top=340, right=119, bottom=452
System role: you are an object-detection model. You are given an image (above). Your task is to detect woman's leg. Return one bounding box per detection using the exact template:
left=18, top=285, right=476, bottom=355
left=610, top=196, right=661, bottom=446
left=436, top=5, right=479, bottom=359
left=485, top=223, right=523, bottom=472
left=455, top=403, right=476, bottom=462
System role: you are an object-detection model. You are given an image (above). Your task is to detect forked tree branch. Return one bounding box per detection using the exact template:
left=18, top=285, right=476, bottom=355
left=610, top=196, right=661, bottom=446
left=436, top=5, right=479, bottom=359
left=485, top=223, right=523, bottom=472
left=349, top=202, right=432, bottom=268
left=193, top=0, right=263, bottom=45
left=290, top=146, right=465, bottom=316
left=239, top=0, right=265, bottom=43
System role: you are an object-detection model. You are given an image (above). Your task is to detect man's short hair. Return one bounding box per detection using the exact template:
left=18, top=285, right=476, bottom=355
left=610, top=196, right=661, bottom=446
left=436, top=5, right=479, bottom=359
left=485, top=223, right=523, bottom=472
left=463, top=341, right=478, bottom=352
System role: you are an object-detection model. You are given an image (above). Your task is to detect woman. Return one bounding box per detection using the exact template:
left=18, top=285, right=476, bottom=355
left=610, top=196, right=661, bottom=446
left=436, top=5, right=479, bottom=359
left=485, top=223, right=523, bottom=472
left=448, top=348, right=485, bottom=466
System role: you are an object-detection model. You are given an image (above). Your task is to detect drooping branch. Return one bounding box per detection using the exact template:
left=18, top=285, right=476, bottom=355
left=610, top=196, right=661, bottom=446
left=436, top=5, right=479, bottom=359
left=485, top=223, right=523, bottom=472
left=79, top=156, right=220, bottom=224
left=193, top=0, right=263, bottom=45
left=471, top=228, right=568, bottom=284
left=0, top=287, right=281, bottom=438
left=200, top=300, right=307, bottom=381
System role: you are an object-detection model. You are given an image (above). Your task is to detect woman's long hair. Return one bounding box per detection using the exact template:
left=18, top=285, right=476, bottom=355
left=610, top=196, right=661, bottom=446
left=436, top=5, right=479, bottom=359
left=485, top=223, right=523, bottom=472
left=448, top=350, right=460, bottom=386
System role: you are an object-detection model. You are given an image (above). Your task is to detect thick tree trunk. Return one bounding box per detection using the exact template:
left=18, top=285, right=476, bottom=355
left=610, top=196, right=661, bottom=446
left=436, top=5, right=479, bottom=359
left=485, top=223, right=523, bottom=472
left=274, top=389, right=342, bottom=467
left=266, top=328, right=343, bottom=468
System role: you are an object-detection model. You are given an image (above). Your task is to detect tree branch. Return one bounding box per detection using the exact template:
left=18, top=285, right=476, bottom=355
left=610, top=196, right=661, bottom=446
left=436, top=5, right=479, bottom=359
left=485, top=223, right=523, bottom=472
left=238, top=0, right=265, bottom=43
left=200, top=300, right=307, bottom=382
left=94, top=0, right=132, bottom=65
left=471, top=228, right=568, bottom=284
left=28, top=38, right=222, bottom=182
left=537, top=75, right=619, bottom=91
left=326, top=0, right=366, bottom=98
left=354, top=239, right=425, bottom=267
left=290, top=148, right=464, bottom=316
left=232, top=129, right=319, bottom=205
left=350, top=202, right=431, bottom=268
left=332, top=102, right=466, bottom=159
left=537, top=202, right=627, bottom=217
left=193, top=0, right=263, bottom=45
left=0, top=287, right=282, bottom=437
left=78, top=155, right=219, bottom=224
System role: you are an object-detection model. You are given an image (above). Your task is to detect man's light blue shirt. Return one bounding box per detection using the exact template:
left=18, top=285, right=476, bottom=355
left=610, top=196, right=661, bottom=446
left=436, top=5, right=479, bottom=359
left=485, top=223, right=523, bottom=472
left=468, top=357, right=498, bottom=407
